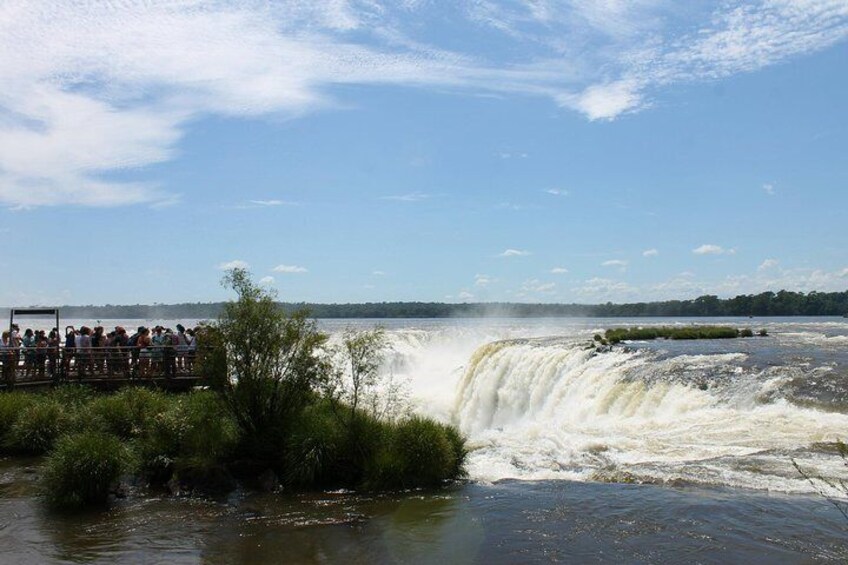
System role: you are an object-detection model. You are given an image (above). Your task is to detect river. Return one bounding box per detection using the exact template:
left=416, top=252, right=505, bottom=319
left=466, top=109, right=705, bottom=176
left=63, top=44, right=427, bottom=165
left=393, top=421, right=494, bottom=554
left=1, top=316, right=847, bottom=562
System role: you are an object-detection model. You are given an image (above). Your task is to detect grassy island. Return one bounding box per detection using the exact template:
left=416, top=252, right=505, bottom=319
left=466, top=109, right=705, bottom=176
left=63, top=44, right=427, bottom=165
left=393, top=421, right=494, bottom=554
left=600, top=326, right=767, bottom=345
left=0, top=269, right=467, bottom=509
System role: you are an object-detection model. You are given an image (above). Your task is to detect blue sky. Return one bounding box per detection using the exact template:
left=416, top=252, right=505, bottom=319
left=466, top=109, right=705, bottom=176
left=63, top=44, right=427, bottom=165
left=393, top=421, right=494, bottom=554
left=1, top=1, right=847, bottom=306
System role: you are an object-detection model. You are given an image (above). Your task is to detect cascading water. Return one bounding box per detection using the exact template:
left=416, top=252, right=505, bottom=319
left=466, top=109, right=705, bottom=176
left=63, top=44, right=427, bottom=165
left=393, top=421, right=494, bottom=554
left=376, top=319, right=848, bottom=495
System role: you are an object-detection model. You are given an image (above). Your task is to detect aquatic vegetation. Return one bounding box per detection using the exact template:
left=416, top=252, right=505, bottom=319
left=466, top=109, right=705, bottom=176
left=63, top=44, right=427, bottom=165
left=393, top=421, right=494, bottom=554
left=43, top=431, right=128, bottom=508
left=604, top=326, right=760, bottom=344
left=5, top=399, right=68, bottom=454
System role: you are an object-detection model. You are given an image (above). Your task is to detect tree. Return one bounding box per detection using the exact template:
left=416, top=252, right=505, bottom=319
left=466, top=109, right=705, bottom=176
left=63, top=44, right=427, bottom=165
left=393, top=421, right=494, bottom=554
left=214, top=268, right=331, bottom=465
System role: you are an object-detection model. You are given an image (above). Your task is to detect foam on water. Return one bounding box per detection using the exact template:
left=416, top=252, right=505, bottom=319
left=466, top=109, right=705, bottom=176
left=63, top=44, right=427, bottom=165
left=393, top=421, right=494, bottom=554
left=379, top=321, right=848, bottom=495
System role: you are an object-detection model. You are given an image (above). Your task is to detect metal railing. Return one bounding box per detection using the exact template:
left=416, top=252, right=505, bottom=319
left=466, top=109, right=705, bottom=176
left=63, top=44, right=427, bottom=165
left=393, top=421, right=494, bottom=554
left=0, top=345, right=200, bottom=387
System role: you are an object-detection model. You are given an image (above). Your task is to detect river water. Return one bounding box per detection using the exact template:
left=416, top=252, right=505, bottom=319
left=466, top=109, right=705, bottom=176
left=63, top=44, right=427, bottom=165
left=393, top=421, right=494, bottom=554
left=2, top=316, right=848, bottom=562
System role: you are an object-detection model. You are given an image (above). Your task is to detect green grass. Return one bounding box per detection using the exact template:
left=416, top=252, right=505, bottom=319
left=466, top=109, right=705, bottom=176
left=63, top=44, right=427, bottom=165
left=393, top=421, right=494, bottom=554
left=604, top=326, right=761, bottom=344
left=2, top=384, right=467, bottom=508
left=43, top=431, right=128, bottom=508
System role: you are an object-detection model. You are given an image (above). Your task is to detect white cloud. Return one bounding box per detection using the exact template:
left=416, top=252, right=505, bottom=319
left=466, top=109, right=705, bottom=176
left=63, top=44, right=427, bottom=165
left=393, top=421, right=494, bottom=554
left=693, top=244, right=735, bottom=256
left=520, top=278, right=556, bottom=294
left=758, top=258, right=779, bottom=271
left=642, top=248, right=659, bottom=257
left=545, top=188, right=569, bottom=196
left=602, top=259, right=628, bottom=268
left=763, top=183, right=775, bottom=196
left=1, top=1, right=845, bottom=208
left=499, top=248, right=531, bottom=257
left=457, top=290, right=475, bottom=301
left=372, top=270, right=386, bottom=276
left=379, top=192, right=432, bottom=202
left=259, top=276, right=275, bottom=286
left=475, top=274, right=493, bottom=287
left=550, top=267, right=569, bottom=274
left=273, top=264, right=308, bottom=274
left=217, top=259, right=249, bottom=270
left=573, top=277, right=638, bottom=301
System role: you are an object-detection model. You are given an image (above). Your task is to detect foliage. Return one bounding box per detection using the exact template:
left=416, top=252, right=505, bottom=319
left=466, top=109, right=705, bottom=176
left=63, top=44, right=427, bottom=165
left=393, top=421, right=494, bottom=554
left=366, top=416, right=466, bottom=489
left=12, top=288, right=848, bottom=319
left=43, top=431, right=128, bottom=508
left=0, top=391, right=34, bottom=444
left=6, top=400, right=68, bottom=454
left=85, top=387, right=170, bottom=439
left=136, top=390, right=237, bottom=480
left=603, top=326, right=760, bottom=344
left=215, top=268, right=331, bottom=465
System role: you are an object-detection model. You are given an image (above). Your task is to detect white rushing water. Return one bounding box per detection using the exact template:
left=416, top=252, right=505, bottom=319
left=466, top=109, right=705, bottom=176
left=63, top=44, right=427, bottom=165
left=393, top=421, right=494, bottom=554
left=376, top=318, right=848, bottom=495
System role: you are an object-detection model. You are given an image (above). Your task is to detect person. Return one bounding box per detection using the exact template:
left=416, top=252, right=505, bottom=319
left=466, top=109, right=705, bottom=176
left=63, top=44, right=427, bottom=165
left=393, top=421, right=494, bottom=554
left=151, top=326, right=167, bottom=374
left=63, top=326, right=76, bottom=375
left=1, top=331, right=14, bottom=386
left=127, top=326, right=143, bottom=377
left=91, top=326, right=105, bottom=373
left=77, top=326, right=92, bottom=378
left=47, top=328, right=60, bottom=378
left=35, top=330, right=48, bottom=379
left=175, top=324, right=189, bottom=372
left=137, top=327, right=152, bottom=378
left=112, top=326, right=129, bottom=377
left=185, top=328, right=197, bottom=373
left=21, top=329, right=36, bottom=379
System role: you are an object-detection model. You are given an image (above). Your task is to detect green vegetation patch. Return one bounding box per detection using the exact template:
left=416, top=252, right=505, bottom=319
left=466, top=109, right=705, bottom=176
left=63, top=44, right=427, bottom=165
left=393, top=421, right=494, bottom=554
left=43, top=431, right=128, bottom=508
left=604, top=326, right=762, bottom=344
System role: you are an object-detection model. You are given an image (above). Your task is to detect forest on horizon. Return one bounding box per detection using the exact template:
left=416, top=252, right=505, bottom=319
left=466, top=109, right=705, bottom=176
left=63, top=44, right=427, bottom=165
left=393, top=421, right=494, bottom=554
left=3, top=289, right=847, bottom=320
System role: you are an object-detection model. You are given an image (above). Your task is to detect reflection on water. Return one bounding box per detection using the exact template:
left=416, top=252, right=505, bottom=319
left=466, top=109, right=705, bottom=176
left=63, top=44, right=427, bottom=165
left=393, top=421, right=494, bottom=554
left=2, top=456, right=847, bottom=563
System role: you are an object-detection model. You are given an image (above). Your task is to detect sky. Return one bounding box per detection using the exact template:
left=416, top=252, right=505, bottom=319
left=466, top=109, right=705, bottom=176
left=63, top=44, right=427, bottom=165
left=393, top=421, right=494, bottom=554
left=0, top=0, right=847, bottom=306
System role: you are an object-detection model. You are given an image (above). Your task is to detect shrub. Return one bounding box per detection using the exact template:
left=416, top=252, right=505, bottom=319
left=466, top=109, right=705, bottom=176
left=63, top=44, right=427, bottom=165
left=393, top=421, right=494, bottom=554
left=43, top=431, right=127, bottom=508
left=739, top=328, right=754, bottom=338
left=284, top=402, right=345, bottom=488
left=6, top=400, right=68, bottom=454
left=368, top=416, right=463, bottom=489
left=758, top=329, right=769, bottom=337
left=85, top=388, right=169, bottom=439
left=137, top=391, right=237, bottom=483
left=0, top=391, right=34, bottom=448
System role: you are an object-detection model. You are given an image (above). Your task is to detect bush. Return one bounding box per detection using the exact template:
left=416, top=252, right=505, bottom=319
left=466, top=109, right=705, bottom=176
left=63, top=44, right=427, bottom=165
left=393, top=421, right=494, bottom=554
left=85, top=388, right=169, bottom=439
left=43, top=431, right=127, bottom=508
left=6, top=400, right=68, bottom=454
left=0, top=391, right=34, bottom=448
left=284, top=402, right=345, bottom=488
left=367, top=417, right=464, bottom=489
left=137, top=391, right=237, bottom=483
left=739, top=328, right=754, bottom=338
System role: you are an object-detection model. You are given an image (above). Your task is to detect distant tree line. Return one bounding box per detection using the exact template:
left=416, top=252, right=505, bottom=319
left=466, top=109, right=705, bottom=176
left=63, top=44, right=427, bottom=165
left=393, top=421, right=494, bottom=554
left=2, top=290, right=847, bottom=320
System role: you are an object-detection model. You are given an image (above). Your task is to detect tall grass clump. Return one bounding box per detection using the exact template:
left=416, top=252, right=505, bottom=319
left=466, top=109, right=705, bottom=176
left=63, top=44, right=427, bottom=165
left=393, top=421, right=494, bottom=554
left=137, top=390, right=238, bottom=485
left=604, top=326, right=753, bottom=344
left=6, top=399, right=68, bottom=454
left=367, top=417, right=467, bottom=490
left=85, top=387, right=169, bottom=440
left=43, top=431, right=128, bottom=509
left=0, top=391, right=35, bottom=447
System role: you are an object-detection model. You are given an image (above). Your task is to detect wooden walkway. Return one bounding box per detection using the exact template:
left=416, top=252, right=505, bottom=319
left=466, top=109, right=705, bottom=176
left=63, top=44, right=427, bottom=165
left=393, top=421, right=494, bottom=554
left=1, top=346, right=206, bottom=392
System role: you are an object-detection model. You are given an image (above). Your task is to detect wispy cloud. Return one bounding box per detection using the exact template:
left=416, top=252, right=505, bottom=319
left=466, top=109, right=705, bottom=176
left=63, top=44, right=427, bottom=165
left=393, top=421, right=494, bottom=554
left=379, top=192, right=432, bottom=202
left=1, top=1, right=844, bottom=207
left=217, top=259, right=249, bottom=270
left=259, top=276, right=275, bottom=286
left=372, top=270, right=386, bottom=276
left=693, top=244, right=735, bottom=256
left=499, top=248, right=531, bottom=257
left=550, top=267, right=569, bottom=274
left=643, top=248, right=659, bottom=257
left=545, top=188, right=569, bottom=196
left=602, top=259, right=628, bottom=268
left=273, top=264, right=308, bottom=274
left=475, top=274, right=493, bottom=287
left=763, top=183, right=776, bottom=196
left=758, top=258, right=779, bottom=271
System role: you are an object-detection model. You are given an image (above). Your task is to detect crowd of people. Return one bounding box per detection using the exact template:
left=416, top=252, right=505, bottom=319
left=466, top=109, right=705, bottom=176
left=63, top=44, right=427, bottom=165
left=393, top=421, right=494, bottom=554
left=1, top=323, right=201, bottom=382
